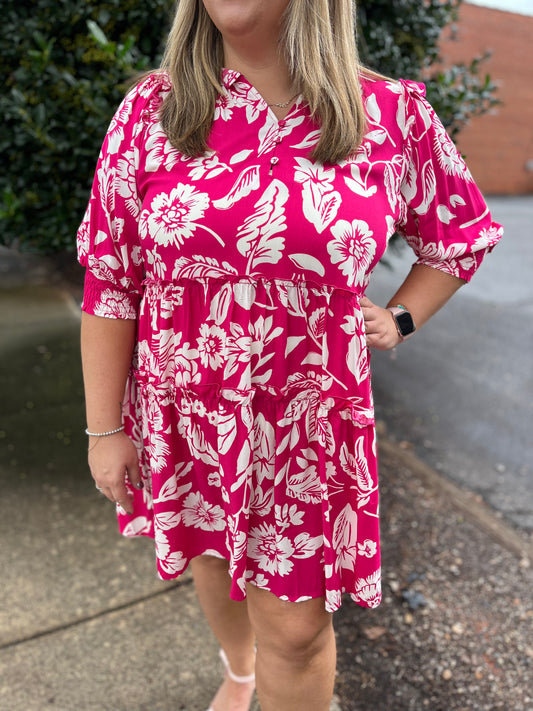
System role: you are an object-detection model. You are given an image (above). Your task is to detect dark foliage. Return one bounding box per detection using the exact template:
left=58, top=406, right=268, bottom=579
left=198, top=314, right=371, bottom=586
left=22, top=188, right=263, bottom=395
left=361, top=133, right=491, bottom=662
left=1, top=0, right=173, bottom=253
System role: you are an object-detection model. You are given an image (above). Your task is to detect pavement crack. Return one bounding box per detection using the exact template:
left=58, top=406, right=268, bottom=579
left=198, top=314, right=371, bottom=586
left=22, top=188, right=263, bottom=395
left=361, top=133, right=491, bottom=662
left=0, top=579, right=190, bottom=651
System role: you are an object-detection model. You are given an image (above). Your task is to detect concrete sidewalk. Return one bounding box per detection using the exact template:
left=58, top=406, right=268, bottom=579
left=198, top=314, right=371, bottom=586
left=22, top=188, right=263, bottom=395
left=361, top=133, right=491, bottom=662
left=0, top=258, right=531, bottom=711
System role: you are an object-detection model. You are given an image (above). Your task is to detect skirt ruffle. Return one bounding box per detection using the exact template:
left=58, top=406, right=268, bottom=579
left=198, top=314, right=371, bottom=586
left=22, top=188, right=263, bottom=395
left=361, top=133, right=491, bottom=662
left=118, top=277, right=381, bottom=611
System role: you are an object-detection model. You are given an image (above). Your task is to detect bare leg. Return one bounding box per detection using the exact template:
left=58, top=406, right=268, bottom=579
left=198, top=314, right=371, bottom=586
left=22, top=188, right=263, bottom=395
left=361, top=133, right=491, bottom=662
left=191, top=555, right=256, bottom=711
left=246, top=584, right=336, bottom=711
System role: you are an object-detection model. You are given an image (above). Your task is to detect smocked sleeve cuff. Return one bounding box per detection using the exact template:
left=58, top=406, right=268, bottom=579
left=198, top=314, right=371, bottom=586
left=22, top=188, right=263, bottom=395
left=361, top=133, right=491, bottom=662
left=405, top=221, right=503, bottom=283
left=81, top=271, right=141, bottom=319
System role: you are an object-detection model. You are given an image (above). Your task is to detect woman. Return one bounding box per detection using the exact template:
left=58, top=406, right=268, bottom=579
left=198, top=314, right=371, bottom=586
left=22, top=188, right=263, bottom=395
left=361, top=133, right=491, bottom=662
left=78, top=1, right=502, bottom=709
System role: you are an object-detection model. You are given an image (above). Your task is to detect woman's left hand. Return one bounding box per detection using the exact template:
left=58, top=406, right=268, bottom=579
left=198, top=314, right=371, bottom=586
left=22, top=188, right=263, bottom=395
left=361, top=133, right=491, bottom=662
left=361, top=296, right=401, bottom=351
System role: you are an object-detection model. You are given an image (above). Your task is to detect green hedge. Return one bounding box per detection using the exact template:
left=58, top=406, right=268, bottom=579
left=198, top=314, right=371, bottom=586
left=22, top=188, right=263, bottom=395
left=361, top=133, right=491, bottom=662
left=1, top=0, right=498, bottom=255
left=1, top=0, right=173, bottom=254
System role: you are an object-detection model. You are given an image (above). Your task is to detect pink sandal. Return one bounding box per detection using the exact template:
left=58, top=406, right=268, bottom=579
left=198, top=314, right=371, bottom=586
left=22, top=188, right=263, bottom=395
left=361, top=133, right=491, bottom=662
left=207, top=648, right=256, bottom=711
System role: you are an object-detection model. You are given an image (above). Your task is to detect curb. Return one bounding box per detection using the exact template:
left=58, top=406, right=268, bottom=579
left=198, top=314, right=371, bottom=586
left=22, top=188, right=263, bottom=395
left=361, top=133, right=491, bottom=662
left=378, top=436, right=533, bottom=564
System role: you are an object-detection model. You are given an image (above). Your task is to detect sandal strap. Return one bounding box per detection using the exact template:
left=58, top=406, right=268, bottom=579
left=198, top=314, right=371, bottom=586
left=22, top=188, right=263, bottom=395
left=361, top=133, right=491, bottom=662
left=219, top=649, right=256, bottom=684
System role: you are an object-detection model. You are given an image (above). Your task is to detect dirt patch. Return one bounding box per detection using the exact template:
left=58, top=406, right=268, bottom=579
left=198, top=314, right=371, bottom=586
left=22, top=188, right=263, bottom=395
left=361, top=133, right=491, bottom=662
left=334, top=438, right=532, bottom=711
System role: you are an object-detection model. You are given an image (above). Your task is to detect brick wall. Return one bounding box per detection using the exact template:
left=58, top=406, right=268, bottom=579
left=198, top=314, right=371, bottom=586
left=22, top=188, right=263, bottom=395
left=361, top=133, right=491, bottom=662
left=438, top=2, right=533, bottom=194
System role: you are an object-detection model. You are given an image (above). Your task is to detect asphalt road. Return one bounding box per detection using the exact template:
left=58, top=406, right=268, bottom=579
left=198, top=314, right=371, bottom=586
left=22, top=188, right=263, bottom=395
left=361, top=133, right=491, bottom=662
left=367, top=196, right=533, bottom=532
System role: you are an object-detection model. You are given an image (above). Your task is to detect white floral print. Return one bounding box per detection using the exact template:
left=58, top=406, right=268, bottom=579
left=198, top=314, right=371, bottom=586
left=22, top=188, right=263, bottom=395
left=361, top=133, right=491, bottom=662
left=236, top=180, right=289, bottom=271
left=294, top=157, right=341, bottom=233
left=94, top=288, right=137, bottom=319
left=143, top=184, right=210, bottom=247
left=358, top=539, right=377, bottom=558
left=328, top=220, right=376, bottom=288
left=116, top=148, right=139, bottom=218
left=433, top=122, right=472, bottom=179
left=145, top=122, right=181, bottom=173
left=78, top=70, right=501, bottom=613
left=181, top=492, right=225, bottom=531
left=105, top=93, right=134, bottom=154
left=214, top=91, right=234, bottom=122
left=248, top=524, right=295, bottom=577
left=354, top=570, right=382, bottom=608
left=196, top=323, right=227, bottom=370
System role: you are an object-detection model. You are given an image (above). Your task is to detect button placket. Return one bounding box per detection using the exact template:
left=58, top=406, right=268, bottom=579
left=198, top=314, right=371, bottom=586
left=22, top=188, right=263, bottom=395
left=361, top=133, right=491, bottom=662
left=269, top=155, right=280, bottom=176
left=268, top=124, right=283, bottom=176
left=267, top=118, right=290, bottom=176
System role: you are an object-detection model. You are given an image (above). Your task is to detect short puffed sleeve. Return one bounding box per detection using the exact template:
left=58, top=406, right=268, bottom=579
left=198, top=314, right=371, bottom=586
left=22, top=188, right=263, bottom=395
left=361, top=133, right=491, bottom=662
left=77, top=73, right=166, bottom=318
left=396, top=79, right=503, bottom=282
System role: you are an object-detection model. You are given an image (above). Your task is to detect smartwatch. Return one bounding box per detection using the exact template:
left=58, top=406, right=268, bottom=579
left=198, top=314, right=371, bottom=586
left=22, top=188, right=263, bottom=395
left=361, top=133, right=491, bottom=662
left=387, top=305, right=416, bottom=341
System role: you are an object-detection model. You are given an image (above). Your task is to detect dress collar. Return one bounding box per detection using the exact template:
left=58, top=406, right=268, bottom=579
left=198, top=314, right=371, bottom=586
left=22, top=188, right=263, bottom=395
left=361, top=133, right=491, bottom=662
left=220, top=67, right=305, bottom=117
left=221, top=68, right=243, bottom=90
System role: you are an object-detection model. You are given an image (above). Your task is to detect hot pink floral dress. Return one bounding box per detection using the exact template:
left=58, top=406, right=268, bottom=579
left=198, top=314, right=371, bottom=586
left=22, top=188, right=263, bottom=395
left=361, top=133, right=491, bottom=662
left=78, top=70, right=502, bottom=612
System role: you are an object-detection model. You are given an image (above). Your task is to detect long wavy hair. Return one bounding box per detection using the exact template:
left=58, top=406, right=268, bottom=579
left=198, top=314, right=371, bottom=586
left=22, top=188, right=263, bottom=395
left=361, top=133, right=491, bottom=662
left=160, top=0, right=366, bottom=164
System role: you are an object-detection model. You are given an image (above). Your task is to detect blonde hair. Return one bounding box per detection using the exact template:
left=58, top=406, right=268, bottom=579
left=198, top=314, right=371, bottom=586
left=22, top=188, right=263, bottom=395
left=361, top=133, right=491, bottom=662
left=160, top=0, right=366, bottom=164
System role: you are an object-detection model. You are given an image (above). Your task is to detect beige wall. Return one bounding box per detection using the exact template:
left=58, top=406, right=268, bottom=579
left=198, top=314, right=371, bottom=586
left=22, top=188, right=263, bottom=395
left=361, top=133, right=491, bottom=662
left=438, top=2, right=533, bottom=194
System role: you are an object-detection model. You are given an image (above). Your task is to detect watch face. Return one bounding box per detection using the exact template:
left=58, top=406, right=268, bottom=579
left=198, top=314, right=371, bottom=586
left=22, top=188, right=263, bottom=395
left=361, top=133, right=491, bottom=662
left=396, top=310, right=416, bottom=336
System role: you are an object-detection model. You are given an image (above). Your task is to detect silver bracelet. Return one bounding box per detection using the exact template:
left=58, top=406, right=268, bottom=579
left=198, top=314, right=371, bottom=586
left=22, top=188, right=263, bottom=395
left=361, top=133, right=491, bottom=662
left=85, top=425, right=125, bottom=437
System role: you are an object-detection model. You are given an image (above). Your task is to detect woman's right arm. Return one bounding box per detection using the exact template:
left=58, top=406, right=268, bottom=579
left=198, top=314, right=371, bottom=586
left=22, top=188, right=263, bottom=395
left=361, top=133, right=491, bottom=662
left=81, top=312, right=142, bottom=514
